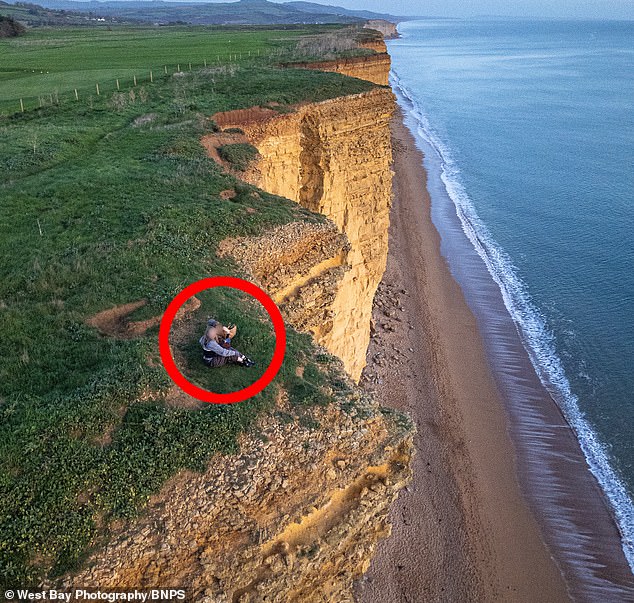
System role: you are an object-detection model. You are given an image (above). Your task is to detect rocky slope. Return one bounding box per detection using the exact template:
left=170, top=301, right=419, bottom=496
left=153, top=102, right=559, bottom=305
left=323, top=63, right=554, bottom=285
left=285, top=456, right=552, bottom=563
left=55, top=388, right=412, bottom=603
left=212, top=87, right=395, bottom=381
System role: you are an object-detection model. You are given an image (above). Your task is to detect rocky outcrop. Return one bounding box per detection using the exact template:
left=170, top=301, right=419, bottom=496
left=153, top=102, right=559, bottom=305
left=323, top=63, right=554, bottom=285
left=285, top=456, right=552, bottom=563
left=288, top=54, right=391, bottom=86
left=56, top=392, right=413, bottom=602
left=218, top=221, right=350, bottom=333
left=213, top=88, right=395, bottom=381
left=364, top=20, right=399, bottom=40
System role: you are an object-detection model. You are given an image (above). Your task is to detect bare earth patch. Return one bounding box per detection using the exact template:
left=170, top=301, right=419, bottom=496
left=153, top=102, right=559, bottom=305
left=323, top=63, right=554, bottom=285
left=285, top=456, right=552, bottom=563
left=200, top=132, right=248, bottom=170
left=87, top=297, right=200, bottom=339
left=164, top=384, right=205, bottom=410
left=220, top=188, right=237, bottom=200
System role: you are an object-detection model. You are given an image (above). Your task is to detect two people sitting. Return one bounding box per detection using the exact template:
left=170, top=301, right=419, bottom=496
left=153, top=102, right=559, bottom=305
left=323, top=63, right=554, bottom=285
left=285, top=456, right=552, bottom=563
left=199, top=318, right=255, bottom=368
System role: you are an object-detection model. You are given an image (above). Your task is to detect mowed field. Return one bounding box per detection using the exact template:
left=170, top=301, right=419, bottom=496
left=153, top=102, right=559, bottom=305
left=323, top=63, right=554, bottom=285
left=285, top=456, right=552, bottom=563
left=0, top=25, right=315, bottom=112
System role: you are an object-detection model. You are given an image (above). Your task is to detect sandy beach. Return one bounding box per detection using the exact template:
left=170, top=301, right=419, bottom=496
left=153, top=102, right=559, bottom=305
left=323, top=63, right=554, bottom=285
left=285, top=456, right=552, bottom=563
left=353, top=111, right=571, bottom=602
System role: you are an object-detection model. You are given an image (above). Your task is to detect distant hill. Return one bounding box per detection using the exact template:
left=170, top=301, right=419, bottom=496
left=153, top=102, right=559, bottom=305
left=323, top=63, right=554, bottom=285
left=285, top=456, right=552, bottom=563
left=0, top=0, right=129, bottom=26
left=286, top=1, right=404, bottom=22
left=1, top=0, right=407, bottom=26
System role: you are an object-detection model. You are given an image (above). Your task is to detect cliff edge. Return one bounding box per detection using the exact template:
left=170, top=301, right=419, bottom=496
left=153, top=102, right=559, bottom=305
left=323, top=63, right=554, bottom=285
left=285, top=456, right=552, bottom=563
left=288, top=54, right=391, bottom=86
left=211, top=87, right=395, bottom=381
left=51, top=33, right=412, bottom=602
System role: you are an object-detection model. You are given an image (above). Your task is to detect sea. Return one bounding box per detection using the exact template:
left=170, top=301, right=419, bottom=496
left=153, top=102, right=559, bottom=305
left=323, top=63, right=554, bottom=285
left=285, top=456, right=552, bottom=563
left=387, top=18, right=634, bottom=598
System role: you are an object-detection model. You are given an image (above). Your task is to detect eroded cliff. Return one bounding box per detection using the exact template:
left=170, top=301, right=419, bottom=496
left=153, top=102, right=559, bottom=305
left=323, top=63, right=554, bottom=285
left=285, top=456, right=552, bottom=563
left=211, top=87, right=395, bottom=381
left=56, top=389, right=412, bottom=602
left=52, top=43, right=412, bottom=603
left=364, top=20, right=399, bottom=40
left=288, top=54, right=391, bottom=86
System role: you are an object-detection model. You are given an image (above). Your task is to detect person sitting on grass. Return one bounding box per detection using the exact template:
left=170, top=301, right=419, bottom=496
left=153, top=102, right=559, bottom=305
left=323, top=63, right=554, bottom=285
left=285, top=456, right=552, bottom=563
left=199, top=318, right=255, bottom=368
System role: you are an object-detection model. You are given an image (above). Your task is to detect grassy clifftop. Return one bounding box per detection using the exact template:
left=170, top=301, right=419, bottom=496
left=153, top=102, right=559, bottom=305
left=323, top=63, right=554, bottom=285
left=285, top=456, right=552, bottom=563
left=0, top=25, right=376, bottom=585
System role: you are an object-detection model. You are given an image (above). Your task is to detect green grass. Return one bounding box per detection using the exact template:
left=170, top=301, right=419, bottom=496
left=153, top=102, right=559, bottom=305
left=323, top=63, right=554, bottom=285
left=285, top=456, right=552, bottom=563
left=175, top=288, right=276, bottom=394
left=218, top=142, right=259, bottom=171
left=0, top=25, right=326, bottom=113
left=0, top=25, right=375, bottom=586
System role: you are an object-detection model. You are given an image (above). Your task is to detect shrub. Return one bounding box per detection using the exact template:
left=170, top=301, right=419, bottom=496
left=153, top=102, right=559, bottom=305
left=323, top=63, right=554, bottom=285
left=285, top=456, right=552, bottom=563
left=218, top=143, right=259, bottom=171
left=294, top=32, right=357, bottom=60
left=0, top=16, right=26, bottom=38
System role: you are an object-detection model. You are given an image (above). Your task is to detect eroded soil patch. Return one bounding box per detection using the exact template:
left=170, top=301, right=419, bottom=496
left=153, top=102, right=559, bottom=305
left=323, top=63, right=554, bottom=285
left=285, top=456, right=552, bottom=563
left=200, top=131, right=248, bottom=170
left=87, top=297, right=200, bottom=339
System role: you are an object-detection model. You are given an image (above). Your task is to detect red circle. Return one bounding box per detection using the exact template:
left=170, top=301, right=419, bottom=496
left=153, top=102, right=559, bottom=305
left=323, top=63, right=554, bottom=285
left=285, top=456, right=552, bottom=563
left=158, top=277, right=286, bottom=404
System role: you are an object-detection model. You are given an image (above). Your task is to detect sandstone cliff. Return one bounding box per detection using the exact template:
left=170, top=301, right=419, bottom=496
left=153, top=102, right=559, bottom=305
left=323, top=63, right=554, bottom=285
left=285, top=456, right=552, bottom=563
left=53, top=43, right=413, bottom=603
left=359, top=39, right=387, bottom=54
left=212, top=88, right=395, bottom=381
left=288, top=54, right=391, bottom=86
left=364, top=20, right=399, bottom=40
left=218, top=221, right=350, bottom=336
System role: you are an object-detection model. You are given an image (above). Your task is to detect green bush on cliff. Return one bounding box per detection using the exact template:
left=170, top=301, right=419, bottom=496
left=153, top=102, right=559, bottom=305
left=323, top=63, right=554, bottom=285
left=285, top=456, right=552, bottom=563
left=218, top=142, right=259, bottom=171
left=289, top=27, right=375, bottom=62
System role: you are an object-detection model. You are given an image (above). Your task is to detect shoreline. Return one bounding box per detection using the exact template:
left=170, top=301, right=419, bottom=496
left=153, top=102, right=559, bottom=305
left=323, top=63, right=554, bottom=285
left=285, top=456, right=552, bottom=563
left=390, top=71, right=634, bottom=599
left=354, top=110, right=571, bottom=602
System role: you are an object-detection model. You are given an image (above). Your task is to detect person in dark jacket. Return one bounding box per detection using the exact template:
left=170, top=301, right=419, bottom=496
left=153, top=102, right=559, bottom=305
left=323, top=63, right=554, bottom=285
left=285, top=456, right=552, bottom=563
left=199, top=319, right=255, bottom=368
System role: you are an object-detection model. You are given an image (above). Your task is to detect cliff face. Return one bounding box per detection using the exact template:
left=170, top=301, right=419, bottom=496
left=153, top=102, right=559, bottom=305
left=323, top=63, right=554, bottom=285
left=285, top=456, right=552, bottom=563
left=364, top=20, right=399, bottom=40
left=213, top=88, right=395, bottom=381
left=55, top=52, right=412, bottom=602
left=288, top=54, right=391, bottom=86
left=57, top=395, right=412, bottom=602
left=218, top=221, right=350, bottom=335
left=359, top=39, right=388, bottom=54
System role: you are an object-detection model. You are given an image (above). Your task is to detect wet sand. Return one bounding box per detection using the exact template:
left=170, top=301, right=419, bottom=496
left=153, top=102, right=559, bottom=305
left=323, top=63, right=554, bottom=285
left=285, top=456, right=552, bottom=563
left=353, top=112, right=571, bottom=602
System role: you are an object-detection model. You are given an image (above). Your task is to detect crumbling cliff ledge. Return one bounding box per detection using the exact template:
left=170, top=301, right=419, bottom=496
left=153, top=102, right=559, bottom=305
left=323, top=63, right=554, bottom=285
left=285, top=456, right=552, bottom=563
left=211, top=87, right=395, bottom=382
left=287, top=54, right=391, bottom=86
left=218, top=221, right=350, bottom=336
left=54, top=386, right=412, bottom=603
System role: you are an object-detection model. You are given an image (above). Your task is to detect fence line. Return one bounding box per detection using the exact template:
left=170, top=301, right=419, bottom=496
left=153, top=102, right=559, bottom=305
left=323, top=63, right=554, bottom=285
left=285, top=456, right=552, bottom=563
left=2, top=50, right=280, bottom=117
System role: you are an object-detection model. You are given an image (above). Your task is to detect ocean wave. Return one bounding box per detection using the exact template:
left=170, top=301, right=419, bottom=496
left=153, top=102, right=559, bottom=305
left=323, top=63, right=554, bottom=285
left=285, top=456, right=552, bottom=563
left=390, top=70, right=634, bottom=572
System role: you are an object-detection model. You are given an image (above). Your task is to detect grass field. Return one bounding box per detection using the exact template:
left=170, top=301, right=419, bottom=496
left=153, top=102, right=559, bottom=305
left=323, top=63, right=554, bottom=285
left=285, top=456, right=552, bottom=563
left=176, top=287, right=276, bottom=395
left=0, top=24, right=375, bottom=586
left=0, top=24, right=344, bottom=113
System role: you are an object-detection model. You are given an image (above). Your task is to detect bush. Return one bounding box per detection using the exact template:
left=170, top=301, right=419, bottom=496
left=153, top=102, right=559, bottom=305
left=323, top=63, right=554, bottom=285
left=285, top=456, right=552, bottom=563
left=294, top=32, right=357, bottom=59
left=0, top=16, right=26, bottom=38
left=218, top=142, right=259, bottom=171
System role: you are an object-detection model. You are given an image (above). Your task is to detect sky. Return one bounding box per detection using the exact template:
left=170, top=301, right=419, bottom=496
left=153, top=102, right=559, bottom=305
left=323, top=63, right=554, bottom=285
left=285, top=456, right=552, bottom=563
left=268, top=0, right=634, bottom=20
